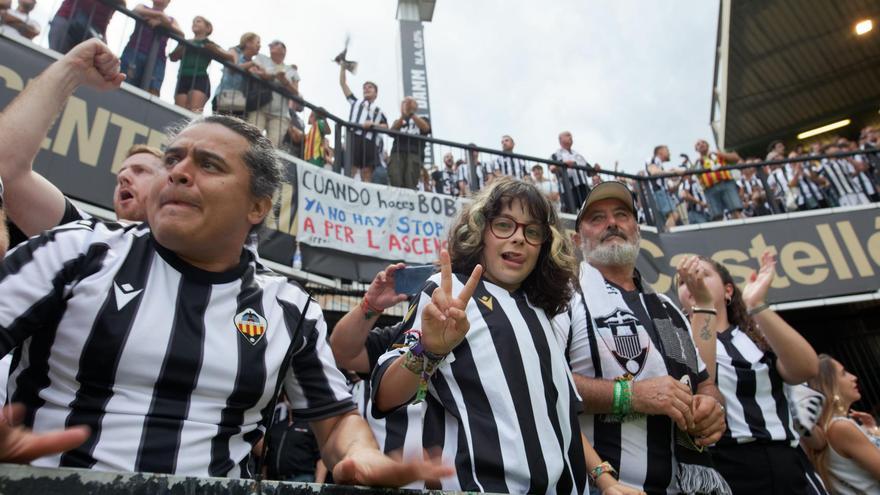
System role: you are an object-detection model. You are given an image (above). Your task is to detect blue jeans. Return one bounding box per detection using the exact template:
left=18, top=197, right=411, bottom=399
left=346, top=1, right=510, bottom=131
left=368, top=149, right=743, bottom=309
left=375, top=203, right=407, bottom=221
left=688, top=209, right=710, bottom=224
left=120, top=47, right=166, bottom=92
left=652, top=188, right=675, bottom=217
left=705, top=180, right=742, bottom=219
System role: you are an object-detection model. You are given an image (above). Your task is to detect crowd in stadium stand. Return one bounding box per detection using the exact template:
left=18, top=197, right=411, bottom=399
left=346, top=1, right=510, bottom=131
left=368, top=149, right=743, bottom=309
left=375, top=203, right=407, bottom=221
left=4, top=4, right=880, bottom=494
left=4, top=0, right=879, bottom=226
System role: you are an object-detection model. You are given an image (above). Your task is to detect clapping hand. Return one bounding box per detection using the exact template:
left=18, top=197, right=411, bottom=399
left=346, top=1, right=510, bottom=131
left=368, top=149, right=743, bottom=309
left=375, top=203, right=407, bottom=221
left=421, top=251, right=482, bottom=355
left=742, top=251, right=775, bottom=311
left=676, top=255, right=714, bottom=309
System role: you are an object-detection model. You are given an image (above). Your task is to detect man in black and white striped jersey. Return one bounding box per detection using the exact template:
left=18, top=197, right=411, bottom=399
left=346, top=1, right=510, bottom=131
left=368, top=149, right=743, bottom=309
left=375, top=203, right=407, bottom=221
left=837, top=138, right=878, bottom=203
left=0, top=72, right=448, bottom=483
left=339, top=64, right=388, bottom=184
left=552, top=131, right=591, bottom=213
left=388, top=96, right=430, bottom=190
left=818, top=143, right=869, bottom=207
left=736, top=160, right=771, bottom=217
left=555, top=182, right=728, bottom=494
left=492, top=135, right=528, bottom=180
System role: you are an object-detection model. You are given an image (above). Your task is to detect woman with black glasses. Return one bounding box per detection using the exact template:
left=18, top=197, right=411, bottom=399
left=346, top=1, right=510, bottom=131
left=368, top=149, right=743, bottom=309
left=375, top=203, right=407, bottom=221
left=371, top=178, right=642, bottom=495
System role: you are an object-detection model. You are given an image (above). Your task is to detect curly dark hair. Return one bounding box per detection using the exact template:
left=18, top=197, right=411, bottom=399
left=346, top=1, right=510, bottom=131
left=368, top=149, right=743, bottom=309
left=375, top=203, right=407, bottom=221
left=702, top=257, right=769, bottom=351
left=447, top=177, right=578, bottom=316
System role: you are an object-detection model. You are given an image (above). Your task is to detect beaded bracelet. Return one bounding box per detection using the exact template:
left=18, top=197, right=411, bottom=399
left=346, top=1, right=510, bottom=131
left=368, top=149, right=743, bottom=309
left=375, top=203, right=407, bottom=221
left=589, top=461, right=617, bottom=482
left=399, top=340, right=446, bottom=403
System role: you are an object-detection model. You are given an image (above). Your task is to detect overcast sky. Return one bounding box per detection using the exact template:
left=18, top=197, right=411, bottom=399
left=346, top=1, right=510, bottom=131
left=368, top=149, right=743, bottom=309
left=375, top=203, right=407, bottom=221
left=28, top=0, right=720, bottom=174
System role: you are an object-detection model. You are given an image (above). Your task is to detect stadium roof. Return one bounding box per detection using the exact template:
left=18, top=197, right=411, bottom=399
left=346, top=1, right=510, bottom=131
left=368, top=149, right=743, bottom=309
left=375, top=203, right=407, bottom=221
left=711, top=0, right=880, bottom=151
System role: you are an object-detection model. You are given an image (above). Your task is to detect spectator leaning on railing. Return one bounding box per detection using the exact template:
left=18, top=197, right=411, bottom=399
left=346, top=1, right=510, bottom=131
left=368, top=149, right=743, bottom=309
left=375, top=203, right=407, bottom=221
left=213, top=32, right=261, bottom=118
left=551, top=130, right=591, bottom=213
left=388, top=96, right=430, bottom=190
left=0, top=0, right=39, bottom=41
left=48, top=0, right=123, bottom=53
left=492, top=134, right=528, bottom=180
left=736, top=159, right=770, bottom=217
left=859, top=126, right=880, bottom=190
left=693, top=138, right=743, bottom=220
left=120, top=1, right=183, bottom=97
left=248, top=39, right=300, bottom=148
left=169, top=16, right=233, bottom=113
left=645, top=144, right=683, bottom=228
left=818, top=142, right=868, bottom=207
left=680, top=173, right=711, bottom=224
left=837, top=137, right=879, bottom=203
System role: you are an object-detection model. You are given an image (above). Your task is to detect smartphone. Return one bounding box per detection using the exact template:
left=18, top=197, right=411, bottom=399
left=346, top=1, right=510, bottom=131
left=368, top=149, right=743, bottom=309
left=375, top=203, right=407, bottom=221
left=394, top=265, right=436, bottom=296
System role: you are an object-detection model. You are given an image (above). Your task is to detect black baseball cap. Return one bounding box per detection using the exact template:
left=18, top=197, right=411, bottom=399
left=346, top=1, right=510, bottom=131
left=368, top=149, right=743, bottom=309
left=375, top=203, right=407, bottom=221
left=575, top=181, right=636, bottom=226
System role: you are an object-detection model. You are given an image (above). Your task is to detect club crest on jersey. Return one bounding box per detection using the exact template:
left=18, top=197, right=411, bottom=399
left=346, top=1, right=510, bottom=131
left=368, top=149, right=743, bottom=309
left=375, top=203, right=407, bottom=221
left=234, top=309, right=267, bottom=345
left=595, top=309, right=650, bottom=377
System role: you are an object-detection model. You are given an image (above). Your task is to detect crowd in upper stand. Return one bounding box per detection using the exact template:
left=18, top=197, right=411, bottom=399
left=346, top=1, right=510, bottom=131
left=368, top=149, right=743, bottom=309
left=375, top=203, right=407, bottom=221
left=1, top=0, right=878, bottom=226
left=3, top=5, right=880, bottom=493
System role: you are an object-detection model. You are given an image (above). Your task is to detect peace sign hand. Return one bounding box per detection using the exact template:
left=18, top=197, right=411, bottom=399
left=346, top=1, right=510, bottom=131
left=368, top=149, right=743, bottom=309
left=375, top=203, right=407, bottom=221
left=421, top=250, right=483, bottom=355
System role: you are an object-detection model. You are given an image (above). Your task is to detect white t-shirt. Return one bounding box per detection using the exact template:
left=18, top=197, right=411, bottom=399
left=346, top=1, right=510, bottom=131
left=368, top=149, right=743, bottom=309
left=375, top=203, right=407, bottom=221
left=252, top=54, right=300, bottom=115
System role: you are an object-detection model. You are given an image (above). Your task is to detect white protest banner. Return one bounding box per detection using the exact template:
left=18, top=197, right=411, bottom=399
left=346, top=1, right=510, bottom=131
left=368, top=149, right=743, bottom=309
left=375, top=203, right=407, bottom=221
left=296, top=164, right=466, bottom=263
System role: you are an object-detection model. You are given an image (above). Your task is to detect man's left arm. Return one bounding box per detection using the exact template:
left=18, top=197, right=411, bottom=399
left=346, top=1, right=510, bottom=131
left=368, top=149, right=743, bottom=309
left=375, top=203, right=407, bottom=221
left=717, top=150, right=741, bottom=164
left=310, top=411, right=451, bottom=486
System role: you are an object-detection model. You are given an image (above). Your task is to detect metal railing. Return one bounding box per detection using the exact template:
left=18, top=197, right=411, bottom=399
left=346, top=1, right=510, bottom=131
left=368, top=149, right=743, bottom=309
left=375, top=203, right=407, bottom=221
left=47, top=0, right=880, bottom=233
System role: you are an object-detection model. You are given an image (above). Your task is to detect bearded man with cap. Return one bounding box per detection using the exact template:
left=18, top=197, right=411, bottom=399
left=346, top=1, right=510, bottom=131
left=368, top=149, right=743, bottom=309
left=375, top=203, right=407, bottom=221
left=554, top=182, right=730, bottom=494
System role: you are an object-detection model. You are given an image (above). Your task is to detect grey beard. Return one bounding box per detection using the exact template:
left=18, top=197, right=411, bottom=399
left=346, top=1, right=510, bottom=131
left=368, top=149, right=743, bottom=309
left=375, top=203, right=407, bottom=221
left=583, top=239, right=640, bottom=267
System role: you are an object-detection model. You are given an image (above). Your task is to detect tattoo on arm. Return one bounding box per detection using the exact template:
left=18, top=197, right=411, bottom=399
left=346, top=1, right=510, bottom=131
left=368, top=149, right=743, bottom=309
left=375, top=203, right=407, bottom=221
left=699, top=318, right=713, bottom=341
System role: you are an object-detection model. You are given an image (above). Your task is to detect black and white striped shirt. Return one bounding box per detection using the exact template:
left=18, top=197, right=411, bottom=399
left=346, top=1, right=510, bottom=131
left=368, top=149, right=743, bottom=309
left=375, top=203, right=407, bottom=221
left=492, top=155, right=528, bottom=180
left=453, top=165, right=470, bottom=195
left=554, top=268, right=709, bottom=494
left=553, top=148, right=590, bottom=187
left=714, top=326, right=797, bottom=446
left=737, top=175, right=763, bottom=197
left=432, top=167, right=458, bottom=196
left=390, top=116, right=430, bottom=157
left=373, top=274, right=587, bottom=494
left=819, top=159, right=859, bottom=198
left=645, top=157, right=671, bottom=192
left=346, top=95, right=388, bottom=143
left=680, top=178, right=708, bottom=215
left=850, top=155, right=877, bottom=198
left=769, top=165, right=823, bottom=208
left=0, top=220, right=354, bottom=477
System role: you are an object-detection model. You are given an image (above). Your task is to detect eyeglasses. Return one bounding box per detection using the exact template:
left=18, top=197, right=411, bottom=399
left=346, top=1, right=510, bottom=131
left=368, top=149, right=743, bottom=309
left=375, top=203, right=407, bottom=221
left=489, top=216, right=548, bottom=246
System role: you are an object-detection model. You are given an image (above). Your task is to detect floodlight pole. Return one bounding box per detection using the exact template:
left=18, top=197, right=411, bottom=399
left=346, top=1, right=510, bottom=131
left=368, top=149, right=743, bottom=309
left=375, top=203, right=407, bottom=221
left=397, top=0, right=436, bottom=169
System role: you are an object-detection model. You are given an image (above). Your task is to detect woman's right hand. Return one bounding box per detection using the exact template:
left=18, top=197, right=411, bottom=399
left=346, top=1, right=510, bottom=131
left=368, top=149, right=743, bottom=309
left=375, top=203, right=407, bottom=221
left=742, top=251, right=776, bottom=311
left=420, top=251, right=482, bottom=355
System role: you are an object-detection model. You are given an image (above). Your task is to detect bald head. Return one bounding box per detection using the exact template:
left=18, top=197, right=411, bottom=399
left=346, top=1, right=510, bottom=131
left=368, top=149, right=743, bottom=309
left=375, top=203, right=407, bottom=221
left=559, top=131, right=573, bottom=149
